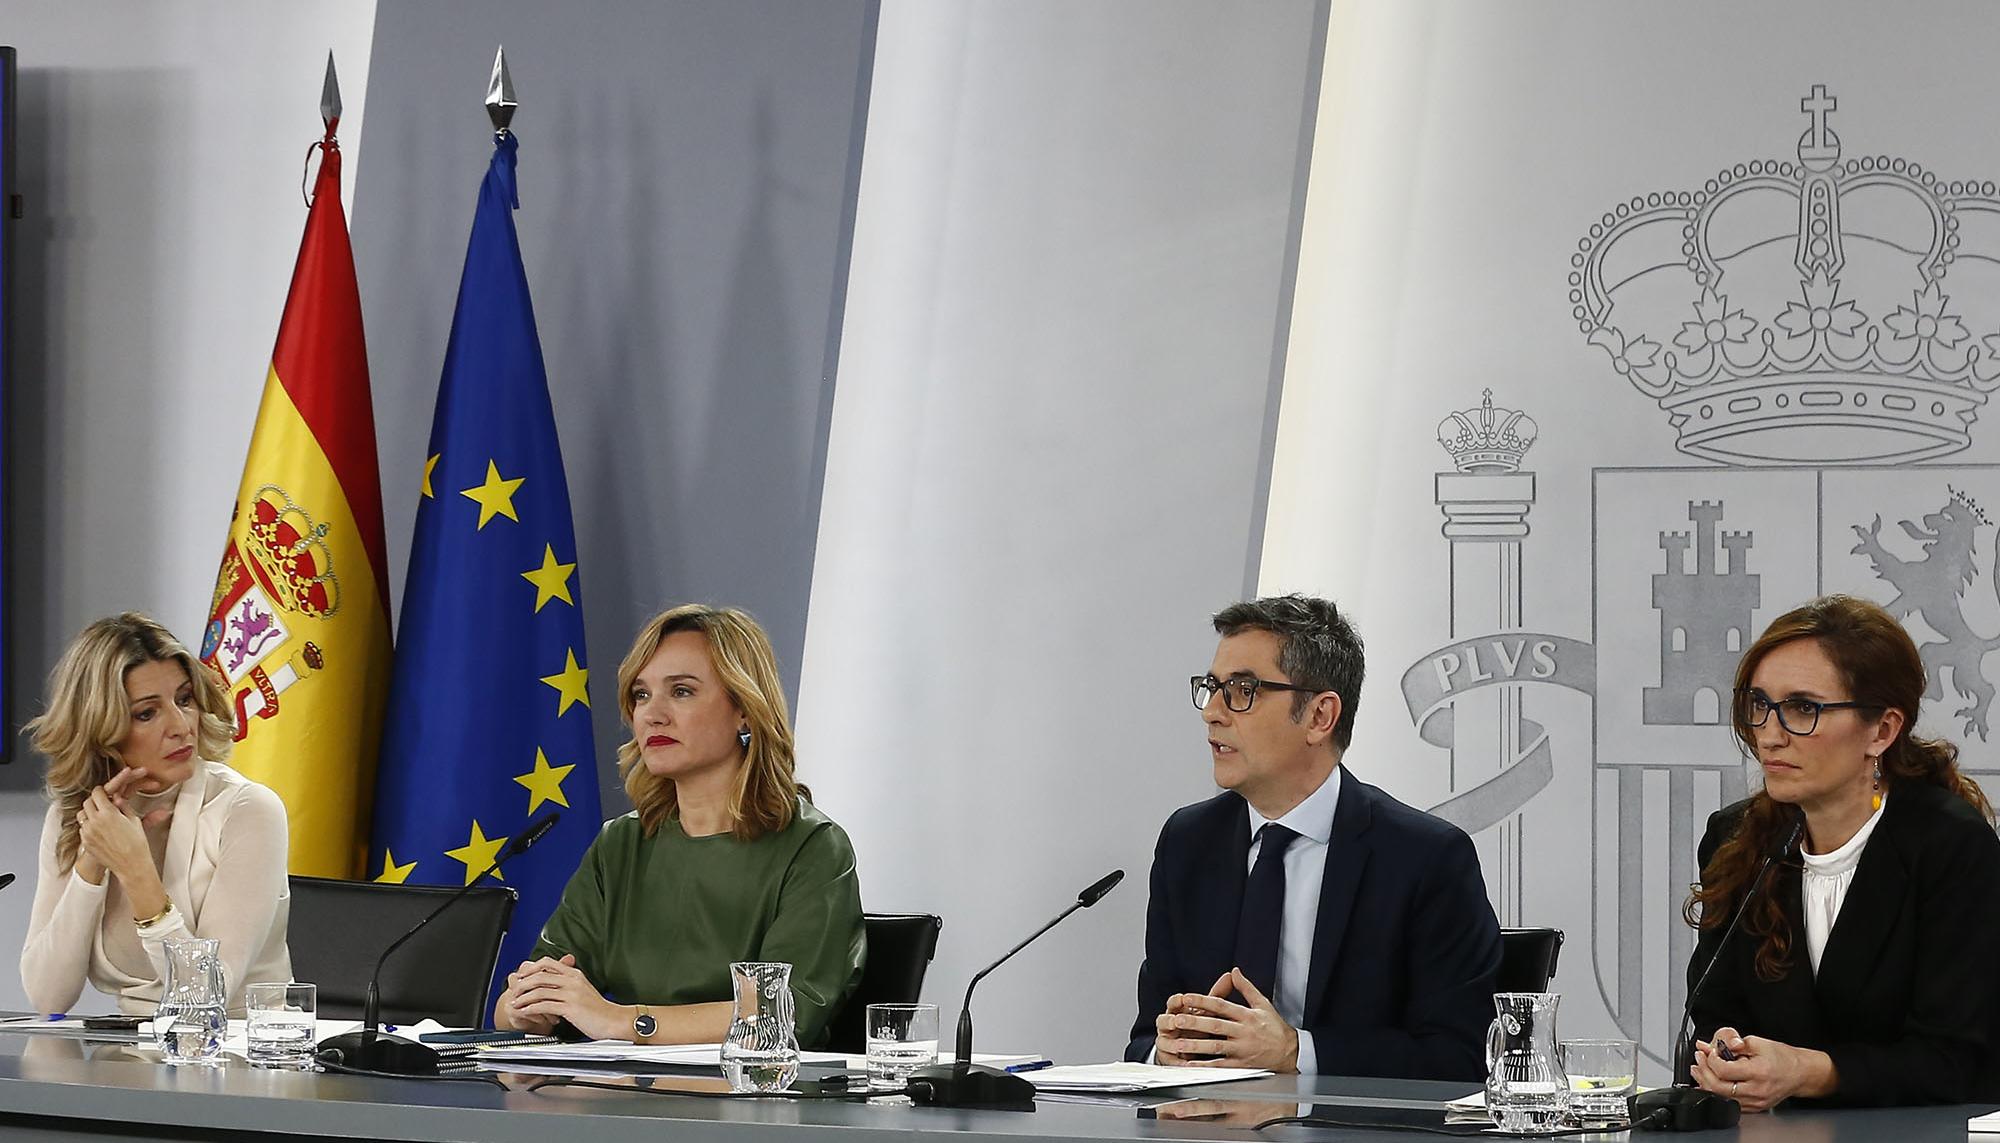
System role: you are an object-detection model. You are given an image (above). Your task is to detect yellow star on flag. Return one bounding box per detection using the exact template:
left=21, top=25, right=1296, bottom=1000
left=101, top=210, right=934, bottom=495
left=461, top=460, right=525, bottom=529
left=375, top=849, right=417, bottom=884
left=422, top=453, right=440, bottom=499
left=514, top=747, right=577, bottom=815
left=443, top=821, right=509, bottom=885
left=540, top=649, right=591, bottom=715
left=521, top=545, right=577, bottom=612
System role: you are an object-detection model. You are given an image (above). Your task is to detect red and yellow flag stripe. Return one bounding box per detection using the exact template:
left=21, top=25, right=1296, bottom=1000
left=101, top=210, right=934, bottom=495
left=202, top=138, right=390, bottom=878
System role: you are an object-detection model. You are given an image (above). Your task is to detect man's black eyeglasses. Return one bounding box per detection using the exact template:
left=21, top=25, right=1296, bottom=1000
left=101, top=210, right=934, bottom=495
left=1735, top=688, right=1873, bottom=736
left=1191, top=674, right=1316, bottom=713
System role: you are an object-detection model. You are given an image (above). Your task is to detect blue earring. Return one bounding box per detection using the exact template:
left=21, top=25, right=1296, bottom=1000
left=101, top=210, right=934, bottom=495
left=738, top=728, right=752, bottom=749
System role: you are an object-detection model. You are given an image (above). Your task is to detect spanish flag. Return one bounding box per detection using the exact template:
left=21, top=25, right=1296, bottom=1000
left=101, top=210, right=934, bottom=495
left=199, top=107, right=391, bottom=879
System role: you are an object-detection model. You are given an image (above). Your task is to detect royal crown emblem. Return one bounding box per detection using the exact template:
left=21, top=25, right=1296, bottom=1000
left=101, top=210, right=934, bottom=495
left=1438, top=389, right=1539, bottom=473
left=1573, top=85, right=2000, bottom=465
left=242, top=484, right=340, bottom=618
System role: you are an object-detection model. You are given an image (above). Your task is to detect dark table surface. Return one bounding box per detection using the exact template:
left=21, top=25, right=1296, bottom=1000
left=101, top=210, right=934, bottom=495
left=1, top=1024, right=1996, bottom=1143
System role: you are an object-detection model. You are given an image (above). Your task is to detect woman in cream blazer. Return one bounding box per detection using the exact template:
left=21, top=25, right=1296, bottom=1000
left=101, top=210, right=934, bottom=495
left=18, top=614, right=291, bottom=1017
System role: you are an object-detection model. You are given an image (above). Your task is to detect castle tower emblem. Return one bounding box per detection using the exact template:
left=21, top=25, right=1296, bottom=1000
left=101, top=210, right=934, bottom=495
left=1574, top=86, right=2000, bottom=465
left=1644, top=502, right=1760, bottom=724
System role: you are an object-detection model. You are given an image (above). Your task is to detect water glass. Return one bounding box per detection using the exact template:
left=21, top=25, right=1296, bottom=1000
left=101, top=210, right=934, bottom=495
left=246, top=982, right=317, bottom=1069
left=865, top=1003, right=939, bottom=1090
left=1560, top=1038, right=1637, bottom=1120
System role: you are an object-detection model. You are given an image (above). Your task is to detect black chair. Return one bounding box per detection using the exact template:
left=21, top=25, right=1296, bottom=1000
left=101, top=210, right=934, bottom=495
left=821, top=913, right=943, bottom=1054
left=1496, top=927, right=1564, bottom=993
left=287, top=876, right=517, bottom=1027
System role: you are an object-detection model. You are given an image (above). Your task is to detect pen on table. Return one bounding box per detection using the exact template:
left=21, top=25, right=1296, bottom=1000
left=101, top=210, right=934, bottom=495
left=1005, top=1060, right=1053, bottom=1074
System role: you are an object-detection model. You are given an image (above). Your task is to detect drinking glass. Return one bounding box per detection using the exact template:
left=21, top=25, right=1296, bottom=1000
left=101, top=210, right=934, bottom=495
left=722, top=961, right=800, bottom=1092
left=865, top=1003, right=939, bottom=1090
left=1560, top=1038, right=1637, bottom=1120
left=246, top=982, right=317, bottom=1069
left=155, top=937, right=226, bottom=1066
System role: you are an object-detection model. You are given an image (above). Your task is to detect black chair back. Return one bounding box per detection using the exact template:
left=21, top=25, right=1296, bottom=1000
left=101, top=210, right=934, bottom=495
left=822, top=913, right=943, bottom=1054
left=287, top=876, right=516, bottom=1027
left=1497, top=927, right=1564, bottom=994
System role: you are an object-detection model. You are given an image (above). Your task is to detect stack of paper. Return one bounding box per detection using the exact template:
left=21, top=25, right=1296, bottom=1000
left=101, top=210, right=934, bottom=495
left=1968, top=1108, right=2000, bottom=1133
left=1443, top=1089, right=1489, bottom=1125
left=473, top=1040, right=850, bottom=1079
left=0, top=1016, right=142, bottom=1040
left=1021, top=1062, right=1272, bottom=1093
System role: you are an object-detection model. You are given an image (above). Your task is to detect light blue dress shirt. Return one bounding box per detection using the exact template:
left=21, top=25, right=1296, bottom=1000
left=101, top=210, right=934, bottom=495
left=1244, top=765, right=1343, bottom=1075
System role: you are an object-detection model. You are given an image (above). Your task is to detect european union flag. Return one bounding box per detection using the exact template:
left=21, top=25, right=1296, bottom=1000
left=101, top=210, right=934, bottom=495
left=370, top=131, right=600, bottom=1003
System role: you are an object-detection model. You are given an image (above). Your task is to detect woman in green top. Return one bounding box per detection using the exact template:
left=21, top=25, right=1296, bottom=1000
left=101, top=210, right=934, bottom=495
left=493, top=604, right=866, bottom=1046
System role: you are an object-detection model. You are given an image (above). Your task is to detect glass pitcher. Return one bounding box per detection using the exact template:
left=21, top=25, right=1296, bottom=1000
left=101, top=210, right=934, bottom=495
left=1484, top=992, right=1569, bottom=1132
left=155, top=936, right=227, bottom=1065
left=721, top=961, right=800, bottom=1092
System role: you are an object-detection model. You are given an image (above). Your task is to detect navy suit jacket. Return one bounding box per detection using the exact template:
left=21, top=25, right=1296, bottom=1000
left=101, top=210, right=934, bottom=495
left=1125, top=774, right=1501, bottom=1080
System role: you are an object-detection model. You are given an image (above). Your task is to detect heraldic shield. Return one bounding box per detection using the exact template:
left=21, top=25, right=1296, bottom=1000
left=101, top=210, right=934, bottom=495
left=1591, top=464, right=2000, bottom=1066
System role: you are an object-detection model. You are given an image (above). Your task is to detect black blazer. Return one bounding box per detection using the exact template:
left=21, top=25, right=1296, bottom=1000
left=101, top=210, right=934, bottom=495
left=1125, top=774, right=1501, bottom=1079
left=1689, top=782, right=2000, bottom=1106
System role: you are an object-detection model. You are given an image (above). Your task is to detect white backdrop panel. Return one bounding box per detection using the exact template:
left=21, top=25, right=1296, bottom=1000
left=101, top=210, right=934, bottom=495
left=1264, top=0, right=2000, bottom=1079
left=800, top=0, right=1321, bottom=1066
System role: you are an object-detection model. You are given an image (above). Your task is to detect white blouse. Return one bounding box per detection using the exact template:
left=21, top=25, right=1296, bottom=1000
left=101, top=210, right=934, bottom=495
left=18, top=760, right=293, bottom=1017
left=1800, top=796, right=1887, bottom=975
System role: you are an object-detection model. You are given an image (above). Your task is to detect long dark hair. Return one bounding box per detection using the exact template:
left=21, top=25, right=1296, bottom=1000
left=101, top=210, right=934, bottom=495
left=1683, top=595, right=1991, bottom=980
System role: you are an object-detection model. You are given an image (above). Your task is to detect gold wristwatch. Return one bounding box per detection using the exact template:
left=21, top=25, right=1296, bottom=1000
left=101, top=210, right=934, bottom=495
left=632, top=1004, right=656, bottom=1040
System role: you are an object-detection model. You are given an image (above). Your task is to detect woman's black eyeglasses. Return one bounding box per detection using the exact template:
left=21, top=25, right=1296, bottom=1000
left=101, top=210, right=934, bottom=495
left=1735, top=688, right=1873, bottom=736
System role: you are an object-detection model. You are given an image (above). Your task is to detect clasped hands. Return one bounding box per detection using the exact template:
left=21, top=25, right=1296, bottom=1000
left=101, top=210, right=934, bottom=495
left=74, top=768, right=171, bottom=892
left=1691, top=1026, right=1837, bottom=1113
left=1152, top=967, right=1299, bottom=1072
left=496, top=954, right=633, bottom=1041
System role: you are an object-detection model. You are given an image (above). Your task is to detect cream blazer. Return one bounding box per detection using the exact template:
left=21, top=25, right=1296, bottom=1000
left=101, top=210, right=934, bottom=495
left=18, top=760, right=293, bottom=1017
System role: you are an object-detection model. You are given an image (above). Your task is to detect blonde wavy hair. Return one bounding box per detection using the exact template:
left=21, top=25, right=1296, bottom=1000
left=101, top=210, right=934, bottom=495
left=26, top=613, right=236, bottom=873
left=616, top=604, right=803, bottom=841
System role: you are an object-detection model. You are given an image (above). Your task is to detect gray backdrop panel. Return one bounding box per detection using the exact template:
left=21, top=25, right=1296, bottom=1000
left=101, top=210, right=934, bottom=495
left=350, top=0, right=876, bottom=803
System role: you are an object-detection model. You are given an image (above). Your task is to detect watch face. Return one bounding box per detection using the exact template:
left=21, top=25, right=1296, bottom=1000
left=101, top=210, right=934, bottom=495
left=634, top=1012, right=656, bottom=1038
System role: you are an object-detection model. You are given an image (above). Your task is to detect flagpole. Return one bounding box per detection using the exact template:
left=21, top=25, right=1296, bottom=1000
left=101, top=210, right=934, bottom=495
left=487, top=46, right=516, bottom=138
left=321, top=50, right=342, bottom=132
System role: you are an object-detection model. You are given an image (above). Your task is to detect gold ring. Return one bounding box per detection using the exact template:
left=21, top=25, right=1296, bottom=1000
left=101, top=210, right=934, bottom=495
left=1731, top=1082, right=1739, bottom=1098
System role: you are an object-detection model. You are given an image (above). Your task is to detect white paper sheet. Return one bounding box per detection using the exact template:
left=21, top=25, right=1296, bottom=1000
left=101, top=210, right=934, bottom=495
left=1021, top=1062, right=1272, bottom=1092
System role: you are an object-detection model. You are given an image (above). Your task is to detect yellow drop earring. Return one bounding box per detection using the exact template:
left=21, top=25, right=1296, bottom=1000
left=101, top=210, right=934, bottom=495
left=1871, top=758, right=1883, bottom=812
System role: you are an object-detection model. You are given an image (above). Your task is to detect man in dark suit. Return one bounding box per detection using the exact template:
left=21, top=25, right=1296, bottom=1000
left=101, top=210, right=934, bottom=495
left=1127, top=594, right=1501, bottom=1079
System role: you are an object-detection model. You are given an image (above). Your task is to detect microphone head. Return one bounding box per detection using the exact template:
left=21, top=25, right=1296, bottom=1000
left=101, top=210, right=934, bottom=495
left=1773, top=810, right=1806, bottom=858
left=508, top=811, right=562, bottom=857
left=1077, top=869, right=1124, bottom=907
left=0, top=872, right=13, bottom=892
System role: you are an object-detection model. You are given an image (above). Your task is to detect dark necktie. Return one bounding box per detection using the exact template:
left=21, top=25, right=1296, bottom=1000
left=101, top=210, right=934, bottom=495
left=1234, top=823, right=1299, bottom=1000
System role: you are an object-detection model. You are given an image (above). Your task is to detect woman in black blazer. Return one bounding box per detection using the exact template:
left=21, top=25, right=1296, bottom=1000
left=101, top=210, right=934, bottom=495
left=1685, top=594, right=2000, bottom=1110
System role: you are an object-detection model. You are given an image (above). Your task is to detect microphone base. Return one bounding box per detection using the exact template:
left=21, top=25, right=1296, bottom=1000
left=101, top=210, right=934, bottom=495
left=907, top=1063, right=1037, bottom=1111
left=1630, top=1086, right=1740, bottom=1132
left=315, top=1030, right=440, bottom=1076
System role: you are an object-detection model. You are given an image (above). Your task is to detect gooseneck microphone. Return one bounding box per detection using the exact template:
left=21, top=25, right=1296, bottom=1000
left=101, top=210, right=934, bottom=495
left=1632, top=810, right=1804, bottom=1132
left=908, top=869, right=1125, bottom=1111
left=316, top=810, right=562, bottom=1075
